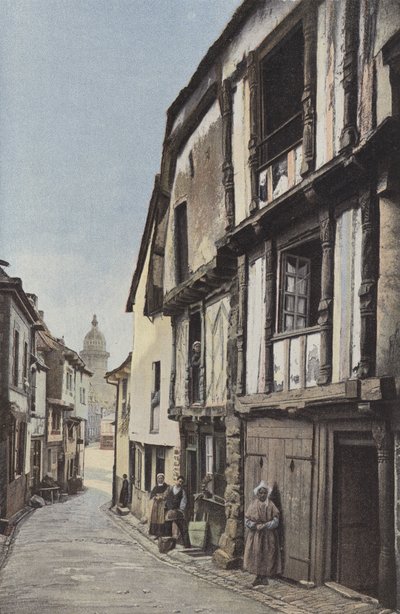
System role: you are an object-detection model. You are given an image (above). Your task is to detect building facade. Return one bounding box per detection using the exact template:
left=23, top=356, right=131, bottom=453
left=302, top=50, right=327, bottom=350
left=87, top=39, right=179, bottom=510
left=129, top=0, right=400, bottom=609
left=0, top=265, right=41, bottom=519
left=38, top=326, right=91, bottom=492
left=28, top=297, right=48, bottom=495
left=106, top=353, right=132, bottom=506
left=126, top=179, right=181, bottom=522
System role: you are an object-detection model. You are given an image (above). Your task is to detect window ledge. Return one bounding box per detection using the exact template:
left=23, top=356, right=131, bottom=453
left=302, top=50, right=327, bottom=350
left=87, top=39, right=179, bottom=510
left=272, top=325, right=320, bottom=341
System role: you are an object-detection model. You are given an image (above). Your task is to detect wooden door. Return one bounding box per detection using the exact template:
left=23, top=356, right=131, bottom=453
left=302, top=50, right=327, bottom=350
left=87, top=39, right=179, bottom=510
left=245, top=417, right=314, bottom=582
left=333, top=444, right=379, bottom=596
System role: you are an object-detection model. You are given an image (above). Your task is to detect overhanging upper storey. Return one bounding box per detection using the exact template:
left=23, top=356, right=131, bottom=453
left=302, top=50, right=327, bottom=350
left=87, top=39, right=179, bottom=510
left=163, top=250, right=236, bottom=316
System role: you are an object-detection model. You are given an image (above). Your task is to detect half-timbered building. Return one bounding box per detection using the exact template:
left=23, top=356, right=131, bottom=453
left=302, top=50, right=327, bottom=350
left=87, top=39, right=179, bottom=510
left=130, top=0, right=400, bottom=607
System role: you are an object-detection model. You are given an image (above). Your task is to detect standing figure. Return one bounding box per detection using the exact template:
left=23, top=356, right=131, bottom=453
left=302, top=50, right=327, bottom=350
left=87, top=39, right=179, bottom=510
left=149, top=473, right=169, bottom=538
left=244, top=480, right=281, bottom=587
left=165, top=475, right=191, bottom=548
left=119, top=474, right=130, bottom=508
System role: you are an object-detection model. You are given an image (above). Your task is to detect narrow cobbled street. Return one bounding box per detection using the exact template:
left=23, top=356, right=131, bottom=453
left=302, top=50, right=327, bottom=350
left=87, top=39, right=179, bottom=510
left=0, top=446, right=272, bottom=614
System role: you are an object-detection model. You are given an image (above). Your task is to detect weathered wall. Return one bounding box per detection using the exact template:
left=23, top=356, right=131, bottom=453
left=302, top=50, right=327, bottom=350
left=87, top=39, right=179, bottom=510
left=221, top=0, right=302, bottom=81
left=376, top=195, right=400, bottom=383
left=205, top=297, right=230, bottom=406
left=9, top=302, right=31, bottom=413
left=332, top=205, right=362, bottom=382
left=174, top=316, right=188, bottom=408
left=164, top=102, right=225, bottom=294
left=6, top=474, right=27, bottom=518
left=232, top=78, right=251, bottom=225
left=315, top=0, right=345, bottom=169
left=74, top=371, right=90, bottom=421
left=0, top=294, right=11, bottom=404
left=129, top=227, right=179, bottom=449
left=45, top=351, right=64, bottom=400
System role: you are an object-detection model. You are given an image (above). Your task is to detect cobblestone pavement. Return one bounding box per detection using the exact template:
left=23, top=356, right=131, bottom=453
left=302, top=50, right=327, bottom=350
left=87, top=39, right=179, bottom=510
left=0, top=446, right=272, bottom=614
left=0, top=445, right=395, bottom=614
left=111, top=508, right=395, bottom=614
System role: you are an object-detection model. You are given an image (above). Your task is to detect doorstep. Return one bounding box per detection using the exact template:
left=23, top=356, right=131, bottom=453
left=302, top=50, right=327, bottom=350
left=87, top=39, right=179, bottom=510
left=325, top=582, right=380, bottom=605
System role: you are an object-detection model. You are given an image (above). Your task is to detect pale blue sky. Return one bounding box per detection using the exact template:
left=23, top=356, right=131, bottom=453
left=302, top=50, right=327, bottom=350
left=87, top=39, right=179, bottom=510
left=0, top=0, right=241, bottom=366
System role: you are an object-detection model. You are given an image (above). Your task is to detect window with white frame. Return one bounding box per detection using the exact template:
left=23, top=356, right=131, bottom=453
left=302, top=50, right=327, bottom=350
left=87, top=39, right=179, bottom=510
left=278, top=239, right=321, bottom=333
left=205, top=436, right=213, bottom=475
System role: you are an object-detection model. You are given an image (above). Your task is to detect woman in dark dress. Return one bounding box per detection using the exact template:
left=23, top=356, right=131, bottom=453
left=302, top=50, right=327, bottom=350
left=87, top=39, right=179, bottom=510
left=119, top=474, right=130, bottom=507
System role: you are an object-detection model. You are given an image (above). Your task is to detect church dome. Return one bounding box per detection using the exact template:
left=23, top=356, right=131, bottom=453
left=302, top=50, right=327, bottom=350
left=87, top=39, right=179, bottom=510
left=83, top=315, right=107, bottom=352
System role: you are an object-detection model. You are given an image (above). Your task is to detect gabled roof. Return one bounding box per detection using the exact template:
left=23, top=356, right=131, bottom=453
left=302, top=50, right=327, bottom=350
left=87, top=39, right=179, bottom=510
left=105, top=352, right=132, bottom=380
left=37, top=324, right=92, bottom=375
left=0, top=265, right=41, bottom=323
left=126, top=175, right=160, bottom=312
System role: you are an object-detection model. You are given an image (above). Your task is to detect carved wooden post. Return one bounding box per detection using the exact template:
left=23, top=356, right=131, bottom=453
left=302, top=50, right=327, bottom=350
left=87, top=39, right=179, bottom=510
left=247, top=52, right=259, bottom=214
left=221, top=79, right=235, bottom=231
left=169, top=317, right=176, bottom=408
left=264, top=240, right=276, bottom=392
left=184, top=318, right=191, bottom=407
left=236, top=255, right=247, bottom=395
left=199, top=305, right=206, bottom=404
left=358, top=183, right=378, bottom=378
left=301, top=7, right=317, bottom=176
left=340, top=0, right=360, bottom=149
left=317, top=209, right=334, bottom=384
left=372, top=423, right=396, bottom=609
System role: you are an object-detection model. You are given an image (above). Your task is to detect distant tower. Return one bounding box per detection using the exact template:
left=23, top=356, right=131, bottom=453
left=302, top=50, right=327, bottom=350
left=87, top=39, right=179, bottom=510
left=81, top=315, right=109, bottom=372
left=80, top=315, right=115, bottom=411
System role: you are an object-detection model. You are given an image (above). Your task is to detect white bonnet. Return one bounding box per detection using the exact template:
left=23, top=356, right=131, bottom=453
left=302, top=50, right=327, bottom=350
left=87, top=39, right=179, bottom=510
left=253, top=480, right=270, bottom=496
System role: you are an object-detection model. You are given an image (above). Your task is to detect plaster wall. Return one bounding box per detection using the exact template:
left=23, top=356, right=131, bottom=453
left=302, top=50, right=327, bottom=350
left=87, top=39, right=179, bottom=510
left=0, top=294, right=11, bottom=405
left=315, top=0, right=345, bottom=169
left=221, top=0, right=301, bottom=81
left=74, top=371, right=90, bottom=421
left=164, top=102, right=225, bottom=295
left=9, top=302, right=31, bottom=413
left=374, top=0, right=400, bottom=128
left=332, top=206, right=362, bottom=383
left=129, top=227, right=179, bottom=449
left=376, top=195, right=400, bottom=383
left=34, top=364, right=47, bottom=419
left=232, top=78, right=250, bottom=226
left=45, top=352, right=64, bottom=400
left=205, top=296, right=230, bottom=406
left=115, top=378, right=130, bottom=484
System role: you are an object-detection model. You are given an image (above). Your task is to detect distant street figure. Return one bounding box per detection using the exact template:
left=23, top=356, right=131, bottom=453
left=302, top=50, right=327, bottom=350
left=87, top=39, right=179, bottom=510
left=119, top=474, right=130, bottom=508
left=149, top=473, right=169, bottom=538
left=164, top=475, right=191, bottom=548
left=244, top=480, right=281, bottom=587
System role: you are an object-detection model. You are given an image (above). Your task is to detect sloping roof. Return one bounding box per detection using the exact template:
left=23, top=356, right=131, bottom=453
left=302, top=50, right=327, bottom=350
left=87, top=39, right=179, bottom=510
left=126, top=175, right=160, bottom=312
left=166, top=0, right=261, bottom=131
left=37, top=325, right=93, bottom=375
left=0, top=265, right=41, bottom=323
left=105, top=352, right=132, bottom=380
